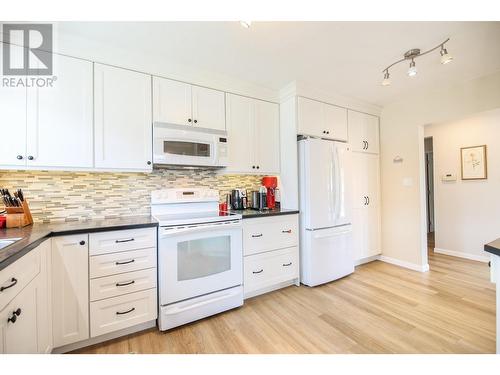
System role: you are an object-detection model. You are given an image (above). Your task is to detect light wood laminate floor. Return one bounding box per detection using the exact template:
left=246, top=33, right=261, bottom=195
left=74, top=252, right=496, bottom=354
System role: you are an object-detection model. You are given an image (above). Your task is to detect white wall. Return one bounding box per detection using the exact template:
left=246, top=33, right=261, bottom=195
left=424, top=108, right=500, bottom=262
left=380, top=70, right=500, bottom=269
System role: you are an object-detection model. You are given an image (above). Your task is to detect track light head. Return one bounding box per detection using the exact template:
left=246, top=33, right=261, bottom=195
left=440, top=46, right=453, bottom=65
left=407, top=60, right=417, bottom=77
left=382, top=71, right=391, bottom=86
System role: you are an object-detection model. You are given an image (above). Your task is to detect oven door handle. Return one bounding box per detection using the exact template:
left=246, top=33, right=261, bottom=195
left=160, top=221, right=241, bottom=237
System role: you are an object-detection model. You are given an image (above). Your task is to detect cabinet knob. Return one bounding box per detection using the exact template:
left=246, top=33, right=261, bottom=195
left=188, top=118, right=192, bottom=123
left=79, top=240, right=86, bottom=246
left=323, top=131, right=326, bottom=134
left=326, top=131, right=330, bottom=134
left=14, top=308, right=21, bottom=316
left=28, top=155, right=34, bottom=160
left=252, top=166, right=255, bottom=169
left=16, top=155, right=23, bottom=160
left=194, top=119, right=198, bottom=124
left=256, top=166, right=260, bottom=169
left=147, top=161, right=152, bottom=165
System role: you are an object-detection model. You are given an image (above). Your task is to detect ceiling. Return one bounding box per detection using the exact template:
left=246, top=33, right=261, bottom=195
left=58, top=21, right=500, bottom=107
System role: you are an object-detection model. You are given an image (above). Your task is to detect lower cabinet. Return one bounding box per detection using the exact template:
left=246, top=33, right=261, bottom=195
left=0, top=240, right=52, bottom=354
left=52, top=235, right=90, bottom=348
left=242, top=214, right=299, bottom=298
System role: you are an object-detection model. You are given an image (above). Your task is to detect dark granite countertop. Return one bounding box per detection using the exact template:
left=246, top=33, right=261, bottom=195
left=484, top=238, right=500, bottom=257
left=232, top=208, right=300, bottom=219
left=0, top=216, right=158, bottom=271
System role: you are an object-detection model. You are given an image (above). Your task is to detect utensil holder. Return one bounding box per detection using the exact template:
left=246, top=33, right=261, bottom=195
left=5, top=200, right=34, bottom=228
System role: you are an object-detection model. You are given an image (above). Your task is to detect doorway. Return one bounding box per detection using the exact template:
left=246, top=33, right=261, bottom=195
left=424, top=137, right=435, bottom=254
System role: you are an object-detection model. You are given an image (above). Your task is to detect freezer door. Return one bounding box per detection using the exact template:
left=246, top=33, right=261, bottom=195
left=299, top=138, right=351, bottom=229
left=300, top=225, right=354, bottom=287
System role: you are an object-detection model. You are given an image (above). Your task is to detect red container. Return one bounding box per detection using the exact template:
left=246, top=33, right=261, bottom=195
left=0, top=215, right=6, bottom=229
left=262, top=176, right=278, bottom=209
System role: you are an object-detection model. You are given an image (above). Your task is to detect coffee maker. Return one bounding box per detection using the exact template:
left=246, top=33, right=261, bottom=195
left=261, top=176, right=278, bottom=210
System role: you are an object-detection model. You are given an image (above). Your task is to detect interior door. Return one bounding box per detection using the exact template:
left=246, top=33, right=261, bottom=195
left=255, top=99, right=280, bottom=174
left=324, top=103, right=348, bottom=141
left=153, top=77, right=192, bottom=126
left=27, top=52, right=93, bottom=168
left=297, top=96, right=325, bottom=138
left=0, top=44, right=27, bottom=167
left=225, top=93, right=255, bottom=172
left=192, top=85, right=225, bottom=131
left=94, top=63, right=153, bottom=171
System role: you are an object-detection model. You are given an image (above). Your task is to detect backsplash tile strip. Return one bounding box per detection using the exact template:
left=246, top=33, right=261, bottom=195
left=0, top=170, right=263, bottom=223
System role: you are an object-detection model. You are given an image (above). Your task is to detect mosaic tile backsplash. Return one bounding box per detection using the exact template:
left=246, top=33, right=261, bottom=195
left=0, top=170, right=263, bottom=223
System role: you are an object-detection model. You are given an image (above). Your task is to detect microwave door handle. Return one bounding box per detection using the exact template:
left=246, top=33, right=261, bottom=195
left=160, top=221, right=241, bottom=237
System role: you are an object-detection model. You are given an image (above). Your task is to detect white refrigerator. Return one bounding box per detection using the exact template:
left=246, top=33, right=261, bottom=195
left=298, top=137, right=354, bottom=286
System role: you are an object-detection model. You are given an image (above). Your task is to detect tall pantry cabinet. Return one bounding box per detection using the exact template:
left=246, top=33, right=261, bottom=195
left=348, top=110, right=381, bottom=262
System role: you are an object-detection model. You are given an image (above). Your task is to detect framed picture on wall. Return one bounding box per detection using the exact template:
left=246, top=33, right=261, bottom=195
left=461, top=145, right=487, bottom=180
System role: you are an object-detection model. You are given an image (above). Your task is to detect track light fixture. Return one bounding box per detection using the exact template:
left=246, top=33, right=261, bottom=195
left=381, top=38, right=452, bottom=86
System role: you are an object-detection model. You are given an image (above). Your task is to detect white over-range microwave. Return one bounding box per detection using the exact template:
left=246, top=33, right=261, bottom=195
left=153, top=123, right=229, bottom=168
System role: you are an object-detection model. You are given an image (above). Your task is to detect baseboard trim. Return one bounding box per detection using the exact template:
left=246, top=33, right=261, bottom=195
left=355, top=254, right=381, bottom=266
left=51, top=320, right=157, bottom=354
left=434, top=248, right=490, bottom=263
left=379, top=255, right=429, bottom=272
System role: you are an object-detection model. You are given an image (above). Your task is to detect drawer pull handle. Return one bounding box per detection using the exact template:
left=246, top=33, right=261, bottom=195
left=282, top=229, right=292, bottom=233
left=282, top=262, right=293, bottom=267
left=0, top=277, right=18, bottom=292
left=116, top=307, right=135, bottom=315
left=116, top=280, right=135, bottom=287
left=115, top=238, right=135, bottom=243
left=7, top=308, right=21, bottom=324
left=252, top=269, right=264, bottom=274
left=251, top=234, right=263, bottom=238
left=115, top=259, right=135, bottom=265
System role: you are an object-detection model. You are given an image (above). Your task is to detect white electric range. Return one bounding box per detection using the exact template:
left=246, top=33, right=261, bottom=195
left=151, top=188, right=243, bottom=331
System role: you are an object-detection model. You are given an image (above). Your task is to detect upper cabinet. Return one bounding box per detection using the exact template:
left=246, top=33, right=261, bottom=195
left=226, top=93, right=280, bottom=174
left=348, top=110, right=379, bottom=154
left=0, top=51, right=93, bottom=169
left=297, top=97, right=348, bottom=141
left=153, top=77, right=225, bottom=131
left=94, top=64, right=153, bottom=171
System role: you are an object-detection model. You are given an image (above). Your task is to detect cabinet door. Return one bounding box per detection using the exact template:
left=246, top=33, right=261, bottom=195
left=36, top=240, right=53, bottom=354
left=26, top=53, right=93, bottom=168
left=324, top=103, right=348, bottom=141
left=365, top=205, right=381, bottom=257
left=351, top=152, right=368, bottom=209
left=366, top=153, right=380, bottom=207
left=297, top=96, right=325, bottom=138
left=0, top=44, right=27, bottom=167
left=348, top=110, right=380, bottom=154
left=255, top=100, right=280, bottom=174
left=364, top=113, right=380, bottom=154
left=0, top=278, right=38, bottom=353
left=225, top=93, right=255, bottom=173
left=192, top=85, right=225, bottom=131
left=351, top=208, right=366, bottom=261
left=153, top=77, right=192, bottom=126
left=52, top=235, right=89, bottom=348
left=95, top=64, right=153, bottom=171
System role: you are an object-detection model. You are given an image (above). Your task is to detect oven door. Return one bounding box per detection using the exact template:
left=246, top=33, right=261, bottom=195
left=153, top=124, right=219, bottom=167
left=158, top=221, right=243, bottom=305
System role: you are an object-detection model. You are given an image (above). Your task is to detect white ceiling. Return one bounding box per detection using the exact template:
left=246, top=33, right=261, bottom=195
left=58, top=21, right=500, bottom=107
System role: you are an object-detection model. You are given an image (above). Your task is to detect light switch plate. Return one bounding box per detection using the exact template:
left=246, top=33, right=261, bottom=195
left=442, top=173, right=457, bottom=182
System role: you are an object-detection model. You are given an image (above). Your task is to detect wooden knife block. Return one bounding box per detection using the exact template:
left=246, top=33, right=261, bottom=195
left=5, top=200, right=34, bottom=228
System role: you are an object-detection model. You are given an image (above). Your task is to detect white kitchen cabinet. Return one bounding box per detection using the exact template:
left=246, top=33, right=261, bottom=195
left=52, top=235, right=89, bottom=348
left=0, top=241, right=51, bottom=354
left=94, top=63, right=153, bottom=171
left=26, top=52, right=93, bottom=168
left=297, top=96, right=348, bottom=141
left=351, top=152, right=381, bottom=261
left=153, top=76, right=225, bottom=131
left=226, top=93, right=280, bottom=174
left=0, top=44, right=26, bottom=167
left=348, top=110, right=379, bottom=154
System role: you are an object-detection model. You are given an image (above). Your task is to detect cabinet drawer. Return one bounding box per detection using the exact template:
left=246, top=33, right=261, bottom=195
left=0, top=246, right=41, bottom=312
left=244, top=247, right=299, bottom=296
left=89, top=228, right=157, bottom=256
left=243, top=215, right=298, bottom=256
left=90, top=247, right=157, bottom=279
left=90, top=288, right=157, bottom=337
left=90, top=268, right=157, bottom=302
